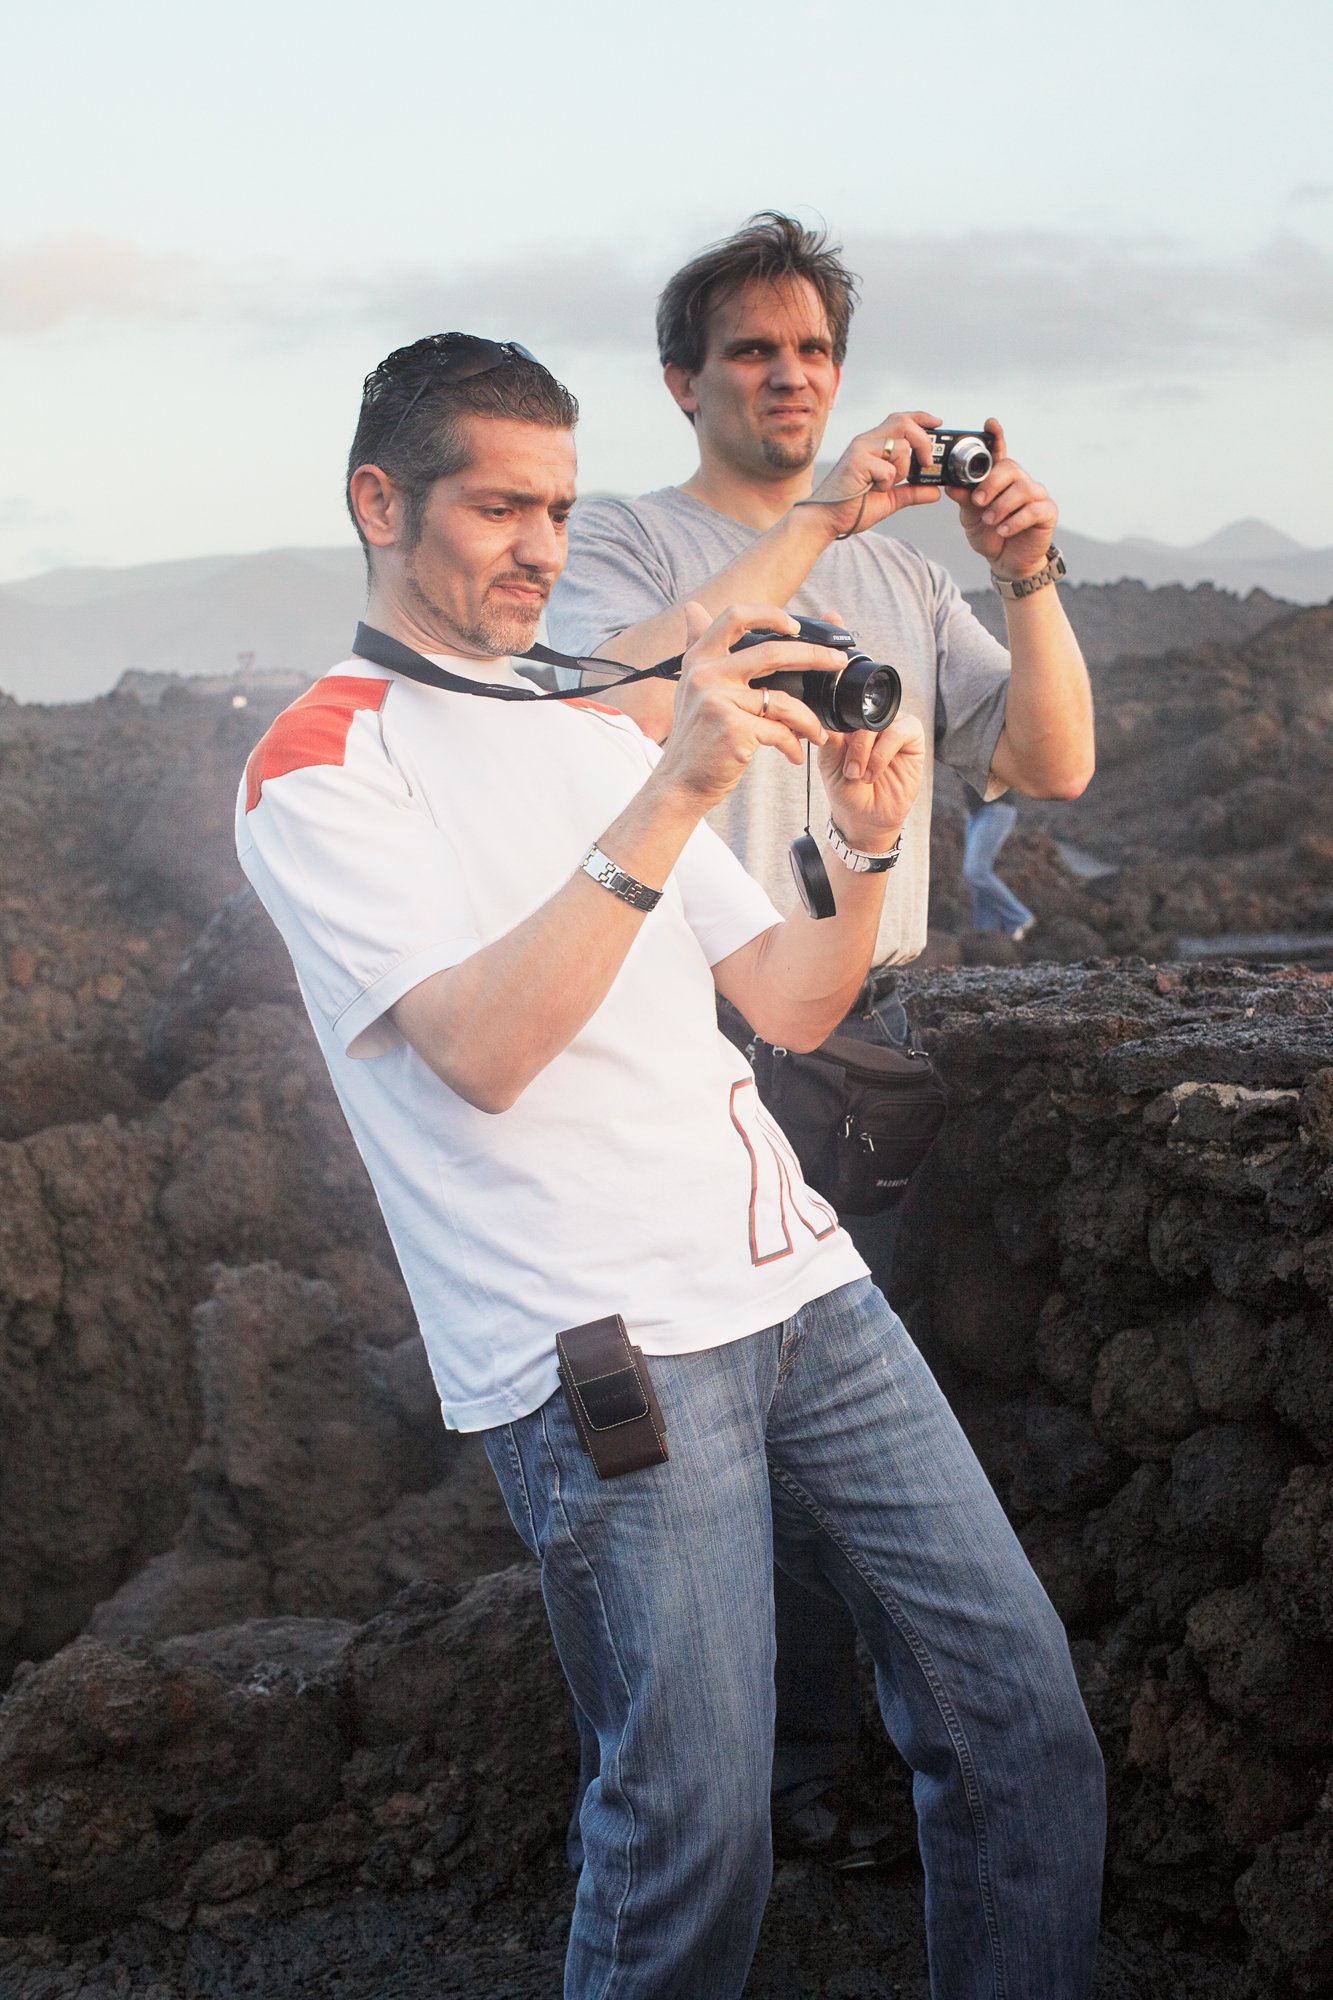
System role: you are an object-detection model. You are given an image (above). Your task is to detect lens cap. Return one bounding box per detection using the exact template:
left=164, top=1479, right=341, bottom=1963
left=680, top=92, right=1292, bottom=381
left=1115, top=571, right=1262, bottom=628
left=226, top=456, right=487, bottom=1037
left=789, top=833, right=837, bottom=920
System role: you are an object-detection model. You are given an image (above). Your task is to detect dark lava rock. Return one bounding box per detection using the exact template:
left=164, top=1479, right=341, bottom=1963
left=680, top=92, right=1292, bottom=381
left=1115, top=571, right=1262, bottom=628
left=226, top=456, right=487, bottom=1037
left=1185, top=1580, right=1333, bottom=1751
left=1269, top=1306, right=1333, bottom=1457
left=1167, top=1423, right=1299, bottom=1557
left=3, top=939, right=1333, bottom=1993
left=0, top=1632, right=343, bottom=1936
left=0, top=1568, right=569, bottom=1942
left=1234, top=1791, right=1333, bottom=1995
left=1262, top=1465, right=1333, bottom=1643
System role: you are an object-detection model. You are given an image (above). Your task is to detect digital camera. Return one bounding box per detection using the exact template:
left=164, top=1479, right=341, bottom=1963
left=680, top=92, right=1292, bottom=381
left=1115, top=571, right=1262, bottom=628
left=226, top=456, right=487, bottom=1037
left=906, top=426, right=996, bottom=489
left=733, top=616, right=901, bottom=733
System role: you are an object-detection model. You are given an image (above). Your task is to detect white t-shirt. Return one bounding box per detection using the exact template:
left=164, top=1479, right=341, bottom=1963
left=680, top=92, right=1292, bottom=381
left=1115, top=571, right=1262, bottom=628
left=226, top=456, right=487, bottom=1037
left=236, top=653, right=866, bottom=1431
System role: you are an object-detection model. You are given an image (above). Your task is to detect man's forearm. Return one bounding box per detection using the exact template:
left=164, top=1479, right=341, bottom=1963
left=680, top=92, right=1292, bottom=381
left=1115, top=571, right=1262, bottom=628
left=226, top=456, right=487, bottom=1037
left=593, top=509, right=838, bottom=738
left=714, top=862, right=893, bottom=1052
left=390, top=772, right=704, bottom=1112
left=989, top=588, right=1095, bottom=800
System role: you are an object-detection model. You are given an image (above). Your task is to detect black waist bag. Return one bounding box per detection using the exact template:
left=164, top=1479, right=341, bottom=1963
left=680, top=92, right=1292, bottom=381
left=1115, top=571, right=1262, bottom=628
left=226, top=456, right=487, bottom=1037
left=750, top=1032, right=948, bottom=1215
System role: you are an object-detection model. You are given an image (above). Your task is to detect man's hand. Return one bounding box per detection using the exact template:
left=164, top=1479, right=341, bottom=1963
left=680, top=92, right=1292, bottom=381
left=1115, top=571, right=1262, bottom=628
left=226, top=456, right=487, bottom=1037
left=652, top=601, right=846, bottom=812
left=819, top=710, right=926, bottom=854
left=805, top=410, right=944, bottom=539
left=946, top=418, right=1058, bottom=581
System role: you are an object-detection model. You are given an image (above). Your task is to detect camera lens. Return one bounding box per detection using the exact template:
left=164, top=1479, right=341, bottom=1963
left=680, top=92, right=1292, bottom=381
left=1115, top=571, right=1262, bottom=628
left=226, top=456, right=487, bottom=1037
left=834, top=659, right=901, bottom=732
left=944, top=437, right=992, bottom=486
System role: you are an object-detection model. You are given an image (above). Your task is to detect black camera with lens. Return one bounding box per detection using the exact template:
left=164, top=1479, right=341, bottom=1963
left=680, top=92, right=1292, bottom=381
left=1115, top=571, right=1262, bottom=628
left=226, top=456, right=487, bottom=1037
left=906, top=425, right=996, bottom=489
left=732, top=615, right=901, bottom=733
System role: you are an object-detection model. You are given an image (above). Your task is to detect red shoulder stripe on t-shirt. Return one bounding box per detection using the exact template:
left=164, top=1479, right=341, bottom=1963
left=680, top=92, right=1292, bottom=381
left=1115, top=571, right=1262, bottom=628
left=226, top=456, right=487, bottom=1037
left=245, top=676, right=391, bottom=812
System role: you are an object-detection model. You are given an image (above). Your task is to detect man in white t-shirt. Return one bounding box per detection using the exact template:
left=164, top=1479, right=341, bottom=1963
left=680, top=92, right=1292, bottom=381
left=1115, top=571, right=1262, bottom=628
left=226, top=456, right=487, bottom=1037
left=238, top=334, right=1104, bottom=1999
left=547, top=212, right=1097, bottom=1863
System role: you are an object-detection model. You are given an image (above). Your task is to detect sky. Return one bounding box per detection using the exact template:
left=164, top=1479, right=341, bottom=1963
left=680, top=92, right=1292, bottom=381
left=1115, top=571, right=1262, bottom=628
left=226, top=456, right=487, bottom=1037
left=3, top=0, right=1332, bottom=581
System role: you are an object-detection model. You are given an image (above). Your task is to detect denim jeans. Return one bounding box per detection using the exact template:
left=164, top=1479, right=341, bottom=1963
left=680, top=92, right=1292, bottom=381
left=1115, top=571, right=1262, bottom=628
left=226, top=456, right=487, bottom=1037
left=769, top=971, right=910, bottom=1799
left=963, top=801, right=1034, bottom=935
left=484, top=1279, right=1105, bottom=2000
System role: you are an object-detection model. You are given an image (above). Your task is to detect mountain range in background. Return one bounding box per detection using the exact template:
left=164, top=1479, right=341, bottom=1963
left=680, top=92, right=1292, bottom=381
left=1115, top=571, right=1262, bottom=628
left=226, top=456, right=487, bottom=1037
left=0, top=517, right=1329, bottom=705
left=875, top=510, right=1333, bottom=602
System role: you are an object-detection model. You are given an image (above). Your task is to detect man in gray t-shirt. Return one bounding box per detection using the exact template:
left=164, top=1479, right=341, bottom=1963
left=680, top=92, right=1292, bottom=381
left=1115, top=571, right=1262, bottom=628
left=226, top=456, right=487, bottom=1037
left=548, top=214, right=1093, bottom=966
left=547, top=211, right=1096, bottom=1867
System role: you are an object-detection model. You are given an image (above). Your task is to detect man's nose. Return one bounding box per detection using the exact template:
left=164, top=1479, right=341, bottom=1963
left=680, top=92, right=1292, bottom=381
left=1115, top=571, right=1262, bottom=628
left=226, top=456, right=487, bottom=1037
left=513, top=516, right=564, bottom=572
left=767, top=346, right=809, bottom=388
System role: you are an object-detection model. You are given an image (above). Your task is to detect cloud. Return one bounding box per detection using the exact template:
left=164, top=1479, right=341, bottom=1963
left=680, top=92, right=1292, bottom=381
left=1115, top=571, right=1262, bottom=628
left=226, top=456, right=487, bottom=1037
left=0, top=494, right=66, bottom=532
left=0, top=235, right=228, bottom=333
left=3, top=226, right=1331, bottom=389
left=1288, top=183, right=1333, bottom=206
left=329, top=250, right=656, bottom=351
left=843, top=229, right=1333, bottom=379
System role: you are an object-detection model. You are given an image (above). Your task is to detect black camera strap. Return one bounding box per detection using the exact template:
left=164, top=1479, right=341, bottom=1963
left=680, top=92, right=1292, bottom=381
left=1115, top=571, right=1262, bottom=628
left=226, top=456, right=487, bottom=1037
left=351, top=621, right=675, bottom=701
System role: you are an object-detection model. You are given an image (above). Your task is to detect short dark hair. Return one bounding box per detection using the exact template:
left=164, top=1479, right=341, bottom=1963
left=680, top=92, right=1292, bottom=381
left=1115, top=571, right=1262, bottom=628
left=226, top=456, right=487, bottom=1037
left=345, top=335, right=579, bottom=560
left=656, top=212, right=860, bottom=374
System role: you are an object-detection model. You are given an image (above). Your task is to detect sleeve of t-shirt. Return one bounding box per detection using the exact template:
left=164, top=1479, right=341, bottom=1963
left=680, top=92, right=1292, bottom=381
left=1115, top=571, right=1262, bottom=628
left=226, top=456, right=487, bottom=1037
left=236, top=698, right=482, bottom=1060
left=929, top=559, right=1013, bottom=798
left=671, top=817, right=784, bottom=967
left=609, top=730, right=782, bottom=964
left=546, top=498, right=679, bottom=657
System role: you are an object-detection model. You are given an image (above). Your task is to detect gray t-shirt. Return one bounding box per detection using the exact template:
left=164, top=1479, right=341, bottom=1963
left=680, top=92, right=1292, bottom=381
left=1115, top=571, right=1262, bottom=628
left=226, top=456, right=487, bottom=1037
left=547, top=486, right=1012, bottom=964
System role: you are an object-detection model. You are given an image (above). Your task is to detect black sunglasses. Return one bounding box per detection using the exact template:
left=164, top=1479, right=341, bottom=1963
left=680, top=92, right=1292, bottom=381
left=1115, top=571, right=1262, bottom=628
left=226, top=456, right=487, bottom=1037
left=373, top=333, right=541, bottom=455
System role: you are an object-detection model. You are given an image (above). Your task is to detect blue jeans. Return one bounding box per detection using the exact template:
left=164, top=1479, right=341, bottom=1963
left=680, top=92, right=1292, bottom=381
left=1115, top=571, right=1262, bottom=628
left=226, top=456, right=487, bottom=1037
left=484, top=1279, right=1105, bottom=2000
left=769, top=972, right=910, bottom=1799
left=963, top=801, right=1033, bottom=935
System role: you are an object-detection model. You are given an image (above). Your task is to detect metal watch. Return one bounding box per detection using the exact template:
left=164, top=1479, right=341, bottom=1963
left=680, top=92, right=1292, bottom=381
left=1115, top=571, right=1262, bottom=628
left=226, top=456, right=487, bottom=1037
left=825, top=820, right=902, bottom=874
left=580, top=843, right=663, bottom=912
left=991, top=544, right=1067, bottom=599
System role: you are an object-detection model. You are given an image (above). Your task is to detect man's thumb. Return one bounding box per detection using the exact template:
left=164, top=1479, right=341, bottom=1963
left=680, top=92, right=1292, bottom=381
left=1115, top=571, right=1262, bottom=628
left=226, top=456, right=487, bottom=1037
left=683, top=600, right=712, bottom=646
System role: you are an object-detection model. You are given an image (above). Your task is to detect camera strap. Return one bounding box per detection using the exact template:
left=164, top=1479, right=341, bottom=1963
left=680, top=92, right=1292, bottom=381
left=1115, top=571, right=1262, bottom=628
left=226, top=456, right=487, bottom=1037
left=351, top=622, right=675, bottom=701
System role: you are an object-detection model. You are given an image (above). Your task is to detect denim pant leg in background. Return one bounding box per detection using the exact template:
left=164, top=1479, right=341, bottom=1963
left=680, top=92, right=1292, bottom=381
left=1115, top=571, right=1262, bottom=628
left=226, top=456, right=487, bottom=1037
left=770, top=1280, right=1105, bottom=1999
left=771, top=971, right=910, bottom=1803
left=486, top=1281, right=1104, bottom=1999
left=963, top=800, right=1033, bottom=935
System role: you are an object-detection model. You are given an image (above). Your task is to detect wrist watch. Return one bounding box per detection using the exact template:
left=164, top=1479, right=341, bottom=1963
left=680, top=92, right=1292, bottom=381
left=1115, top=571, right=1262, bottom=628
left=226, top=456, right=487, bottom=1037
left=825, top=819, right=902, bottom=874
left=991, top=544, right=1067, bottom=599
left=580, top=843, right=662, bottom=912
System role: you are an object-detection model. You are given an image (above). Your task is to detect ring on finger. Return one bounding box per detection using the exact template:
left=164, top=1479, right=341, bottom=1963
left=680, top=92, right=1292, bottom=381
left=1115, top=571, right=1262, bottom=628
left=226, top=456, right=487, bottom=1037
left=881, top=437, right=898, bottom=459
left=759, top=686, right=771, bottom=718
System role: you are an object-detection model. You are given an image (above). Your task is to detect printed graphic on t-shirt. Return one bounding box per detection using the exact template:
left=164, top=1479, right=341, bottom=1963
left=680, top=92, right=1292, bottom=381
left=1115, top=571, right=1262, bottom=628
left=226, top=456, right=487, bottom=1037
left=729, top=1077, right=838, bottom=1265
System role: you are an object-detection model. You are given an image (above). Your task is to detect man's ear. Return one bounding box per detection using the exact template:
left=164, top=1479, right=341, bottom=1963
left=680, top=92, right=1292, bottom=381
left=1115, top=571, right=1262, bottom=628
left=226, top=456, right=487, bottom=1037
left=663, top=363, right=698, bottom=420
left=348, top=464, right=402, bottom=550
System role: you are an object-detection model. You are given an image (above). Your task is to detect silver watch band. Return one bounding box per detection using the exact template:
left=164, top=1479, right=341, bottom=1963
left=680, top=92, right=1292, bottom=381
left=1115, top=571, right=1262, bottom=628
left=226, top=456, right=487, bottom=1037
left=991, top=544, right=1067, bottom=599
left=825, top=819, right=902, bottom=874
left=580, top=843, right=663, bottom=912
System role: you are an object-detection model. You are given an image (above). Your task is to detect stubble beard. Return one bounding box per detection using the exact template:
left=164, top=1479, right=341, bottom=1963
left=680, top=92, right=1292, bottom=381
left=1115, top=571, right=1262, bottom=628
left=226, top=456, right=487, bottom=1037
left=458, top=600, right=545, bottom=659
left=404, top=560, right=546, bottom=660
left=759, top=428, right=818, bottom=475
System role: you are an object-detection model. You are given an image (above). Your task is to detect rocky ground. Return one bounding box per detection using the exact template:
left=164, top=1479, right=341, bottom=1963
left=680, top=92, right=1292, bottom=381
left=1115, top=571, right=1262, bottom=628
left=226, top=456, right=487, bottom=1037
left=963, top=576, right=1295, bottom=668
left=1, top=602, right=1332, bottom=1994
left=932, top=598, right=1333, bottom=967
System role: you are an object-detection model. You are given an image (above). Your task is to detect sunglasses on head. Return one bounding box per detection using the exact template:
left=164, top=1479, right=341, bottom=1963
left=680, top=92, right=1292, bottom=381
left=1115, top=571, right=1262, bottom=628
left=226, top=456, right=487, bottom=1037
left=373, top=333, right=541, bottom=454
